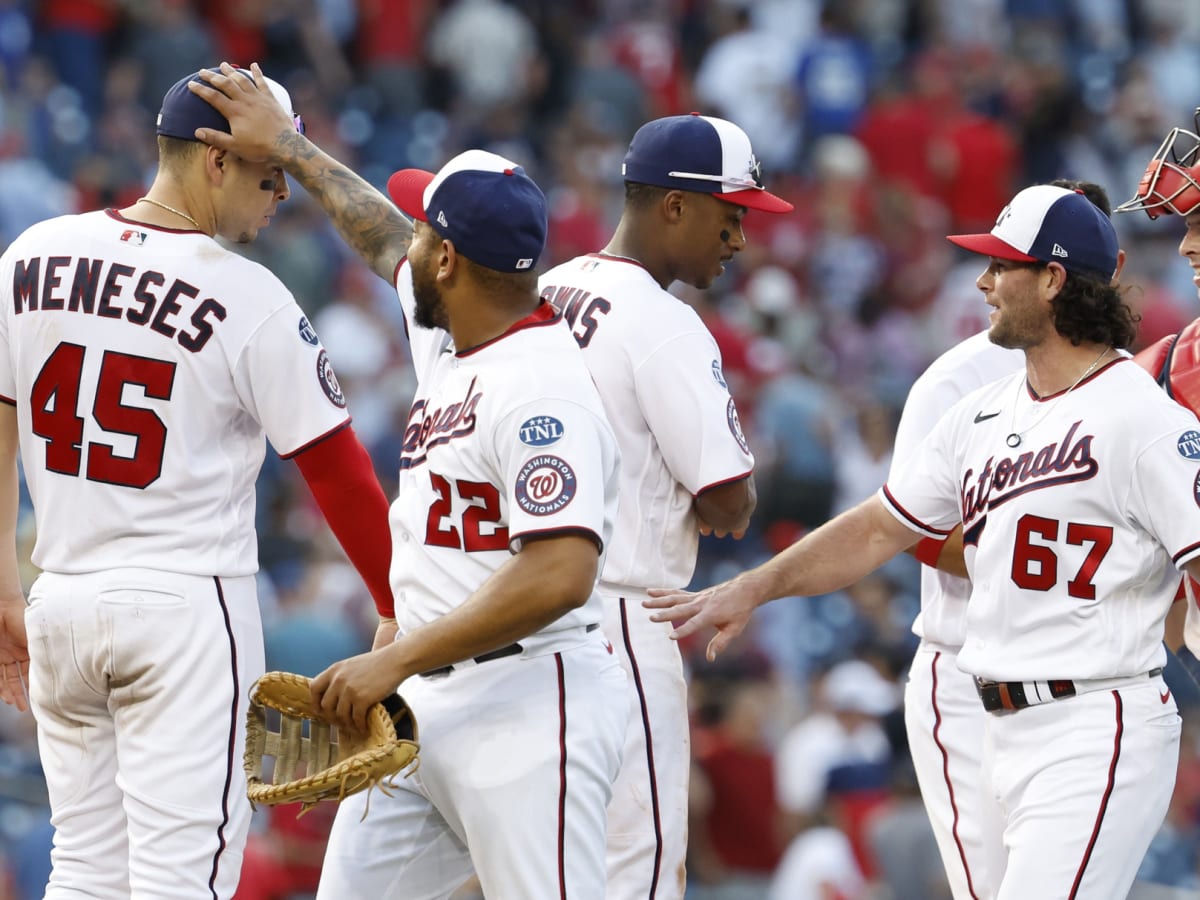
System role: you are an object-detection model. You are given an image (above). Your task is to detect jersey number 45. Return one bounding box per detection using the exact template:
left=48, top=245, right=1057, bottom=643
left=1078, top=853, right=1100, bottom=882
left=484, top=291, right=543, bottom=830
left=31, top=342, right=175, bottom=490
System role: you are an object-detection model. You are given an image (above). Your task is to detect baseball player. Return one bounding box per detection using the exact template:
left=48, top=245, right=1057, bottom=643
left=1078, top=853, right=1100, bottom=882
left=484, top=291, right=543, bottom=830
left=898, top=180, right=1124, bottom=900
left=1120, top=105, right=1200, bottom=674
left=190, top=64, right=629, bottom=899
left=537, top=112, right=793, bottom=898
left=0, top=68, right=395, bottom=899
left=647, top=184, right=1200, bottom=899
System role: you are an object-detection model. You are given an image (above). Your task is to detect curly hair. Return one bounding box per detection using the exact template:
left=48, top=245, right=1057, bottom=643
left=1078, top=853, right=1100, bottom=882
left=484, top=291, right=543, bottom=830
left=1050, top=270, right=1140, bottom=349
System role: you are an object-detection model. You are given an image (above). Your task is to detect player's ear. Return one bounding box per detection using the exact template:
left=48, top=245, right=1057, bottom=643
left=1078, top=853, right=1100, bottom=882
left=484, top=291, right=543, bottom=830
left=662, top=189, right=686, bottom=224
left=436, top=239, right=457, bottom=283
left=1043, top=261, right=1069, bottom=296
left=205, top=146, right=228, bottom=183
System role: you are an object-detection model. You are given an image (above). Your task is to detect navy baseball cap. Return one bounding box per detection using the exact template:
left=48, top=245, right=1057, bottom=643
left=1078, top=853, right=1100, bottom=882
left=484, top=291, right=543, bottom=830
left=621, top=113, right=793, bottom=214
left=387, top=150, right=547, bottom=273
left=157, top=68, right=303, bottom=141
left=947, top=184, right=1119, bottom=278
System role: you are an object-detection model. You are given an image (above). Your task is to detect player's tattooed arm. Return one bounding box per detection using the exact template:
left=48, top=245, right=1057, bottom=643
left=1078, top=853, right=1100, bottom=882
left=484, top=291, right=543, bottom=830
left=188, top=62, right=411, bottom=282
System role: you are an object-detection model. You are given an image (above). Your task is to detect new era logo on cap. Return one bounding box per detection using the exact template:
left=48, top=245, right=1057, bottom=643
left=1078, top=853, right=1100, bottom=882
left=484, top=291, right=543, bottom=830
left=947, top=184, right=1118, bottom=278
left=621, top=113, right=793, bottom=214
left=387, top=149, right=547, bottom=274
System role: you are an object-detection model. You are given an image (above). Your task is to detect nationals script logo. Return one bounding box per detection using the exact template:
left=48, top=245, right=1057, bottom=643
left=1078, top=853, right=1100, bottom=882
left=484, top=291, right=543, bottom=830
left=515, top=455, right=577, bottom=516
left=400, top=376, right=483, bottom=469
left=961, top=420, right=1098, bottom=534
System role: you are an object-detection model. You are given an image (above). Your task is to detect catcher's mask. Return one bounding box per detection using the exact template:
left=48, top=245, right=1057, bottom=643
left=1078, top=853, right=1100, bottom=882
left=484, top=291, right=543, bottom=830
left=1118, top=108, right=1200, bottom=219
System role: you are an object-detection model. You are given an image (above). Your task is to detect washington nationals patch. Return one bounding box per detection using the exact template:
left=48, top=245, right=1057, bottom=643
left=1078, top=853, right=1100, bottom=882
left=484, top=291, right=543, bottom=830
left=317, top=349, right=347, bottom=408
left=515, top=455, right=577, bottom=515
left=727, top=398, right=749, bottom=453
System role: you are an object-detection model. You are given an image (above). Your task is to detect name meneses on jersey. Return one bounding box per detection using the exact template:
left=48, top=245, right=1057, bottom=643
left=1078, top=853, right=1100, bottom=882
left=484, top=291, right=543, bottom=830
left=12, top=254, right=226, bottom=353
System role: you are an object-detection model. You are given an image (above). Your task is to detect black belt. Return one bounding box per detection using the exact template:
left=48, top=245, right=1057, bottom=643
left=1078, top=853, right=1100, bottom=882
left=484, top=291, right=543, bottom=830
left=975, top=667, right=1163, bottom=712
left=419, top=623, right=598, bottom=678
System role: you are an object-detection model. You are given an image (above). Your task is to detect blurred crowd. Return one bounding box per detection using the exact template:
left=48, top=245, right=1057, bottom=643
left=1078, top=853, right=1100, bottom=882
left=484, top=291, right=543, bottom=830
left=5, top=0, right=1200, bottom=897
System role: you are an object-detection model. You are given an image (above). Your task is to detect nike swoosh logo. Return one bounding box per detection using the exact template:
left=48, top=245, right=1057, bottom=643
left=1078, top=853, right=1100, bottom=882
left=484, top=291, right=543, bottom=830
left=1161, top=689, right=1171, bottom=704
left=974, top=410, right=1001, bottom=423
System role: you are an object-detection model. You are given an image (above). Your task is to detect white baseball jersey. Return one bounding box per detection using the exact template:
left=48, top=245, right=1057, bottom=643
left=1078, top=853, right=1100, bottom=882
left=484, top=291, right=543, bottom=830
left=389, top=260, right=620, bottom=638
left=0, top=211, right=350, bottom=576
left=893, top=331, right=1021, bottom=900
left=884, top=357, right=1200, bottom=681
left=538, top=253, right=754, bottom=588
left=890, top=330, right=1023, bottom=647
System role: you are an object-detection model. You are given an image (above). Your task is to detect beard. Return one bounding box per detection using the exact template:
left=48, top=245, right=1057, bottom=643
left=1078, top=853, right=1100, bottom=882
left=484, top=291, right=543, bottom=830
left=411, top=258, right=450, bottom=331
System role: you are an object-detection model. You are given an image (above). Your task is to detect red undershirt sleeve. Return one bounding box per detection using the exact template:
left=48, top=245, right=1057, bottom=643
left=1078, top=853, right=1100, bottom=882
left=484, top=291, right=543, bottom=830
left=291, top=424, right=395, bottom=618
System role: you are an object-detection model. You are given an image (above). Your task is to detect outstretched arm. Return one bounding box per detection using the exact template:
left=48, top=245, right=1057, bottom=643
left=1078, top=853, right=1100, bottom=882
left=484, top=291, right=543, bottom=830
left=0, top=403, right=28, bottom=711
left=188, top=62, right=412, bottom=283
left=645, top=494, right=919, bottom=660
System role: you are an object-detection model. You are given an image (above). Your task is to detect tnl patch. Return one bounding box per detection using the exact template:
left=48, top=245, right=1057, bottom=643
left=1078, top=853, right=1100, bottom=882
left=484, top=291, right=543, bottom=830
left=519, top=415, right=564, bottom=447
left=298, top=316, right=319, bottom=346
left=1178, top=430, right=1200, bottom=460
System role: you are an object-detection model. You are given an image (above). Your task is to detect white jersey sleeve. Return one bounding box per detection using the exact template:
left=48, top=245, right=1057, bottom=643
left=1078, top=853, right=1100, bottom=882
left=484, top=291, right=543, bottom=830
left=0, top=211, right=351, bottom=576
left=539, top=254, right=753, bottom=589
left=889, top=331, right=1023, bottom=646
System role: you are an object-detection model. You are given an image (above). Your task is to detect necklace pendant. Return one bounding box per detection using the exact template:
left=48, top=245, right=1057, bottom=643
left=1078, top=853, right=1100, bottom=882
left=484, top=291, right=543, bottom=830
left=1006, top=433, right=1022, bottom=448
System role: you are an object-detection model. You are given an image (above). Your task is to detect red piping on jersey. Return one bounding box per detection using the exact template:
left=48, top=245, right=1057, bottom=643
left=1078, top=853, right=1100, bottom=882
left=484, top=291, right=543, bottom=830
left=694, top=469, right=753, bottom=498
left=105, top=208, right=202, bottom=234
left=556, top=653, right=569, bottom=900
left=207, top=577, right=239, bottom=899
left=1023, top=357, right=1128, bottom=401
left=456, top=301, right=562, bottom=358
left=619, top=597, right=665, bottom=897
left=1068, top=691, right=1123, bottom=898
left=510, top=525, right=604, bottom=556
left=0, top=394, right=13, bottom=407
left=881, top=485, right=953, bottom=537
left=279, top=419, right=353, bottom=460
left=1172, top=541, right=1200, bottom=566
left=930, top=651, right=980, bottom=900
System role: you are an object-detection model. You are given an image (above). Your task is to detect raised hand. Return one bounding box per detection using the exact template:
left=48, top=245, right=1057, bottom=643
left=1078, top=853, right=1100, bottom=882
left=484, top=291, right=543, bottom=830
left=644, top=573, right=766, bottom=661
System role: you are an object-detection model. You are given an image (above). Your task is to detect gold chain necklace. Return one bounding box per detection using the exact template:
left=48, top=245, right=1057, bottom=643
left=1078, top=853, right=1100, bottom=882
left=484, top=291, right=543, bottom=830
left=137, top=196, right=201, bottom=230
left=1005, top=347, right=1111, bottom=448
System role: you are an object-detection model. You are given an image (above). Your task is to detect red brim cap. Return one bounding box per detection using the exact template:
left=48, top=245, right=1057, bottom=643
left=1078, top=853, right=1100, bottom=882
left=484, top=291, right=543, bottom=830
left=717, top=187, right=794, bottom=214
left=387, top=168, right=436, bottom=222
left=946, top=232, right=1038, bottom=262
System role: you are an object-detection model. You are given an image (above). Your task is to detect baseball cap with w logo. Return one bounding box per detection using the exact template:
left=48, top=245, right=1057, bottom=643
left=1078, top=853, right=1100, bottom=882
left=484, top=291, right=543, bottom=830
left=621, top=113, right=793, bottom=214
left=387, top=149, right=548, bottom=273
left=947, top=184, right=1118, bottom=279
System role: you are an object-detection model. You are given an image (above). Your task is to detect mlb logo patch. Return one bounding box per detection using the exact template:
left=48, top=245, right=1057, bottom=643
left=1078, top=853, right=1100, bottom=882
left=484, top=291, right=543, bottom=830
left=120, top=230, right=147, bottom=246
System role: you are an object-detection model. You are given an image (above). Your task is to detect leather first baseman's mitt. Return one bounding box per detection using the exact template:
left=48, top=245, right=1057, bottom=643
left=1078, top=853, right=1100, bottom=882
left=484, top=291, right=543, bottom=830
left=244, top=671, right=419, bottom=815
